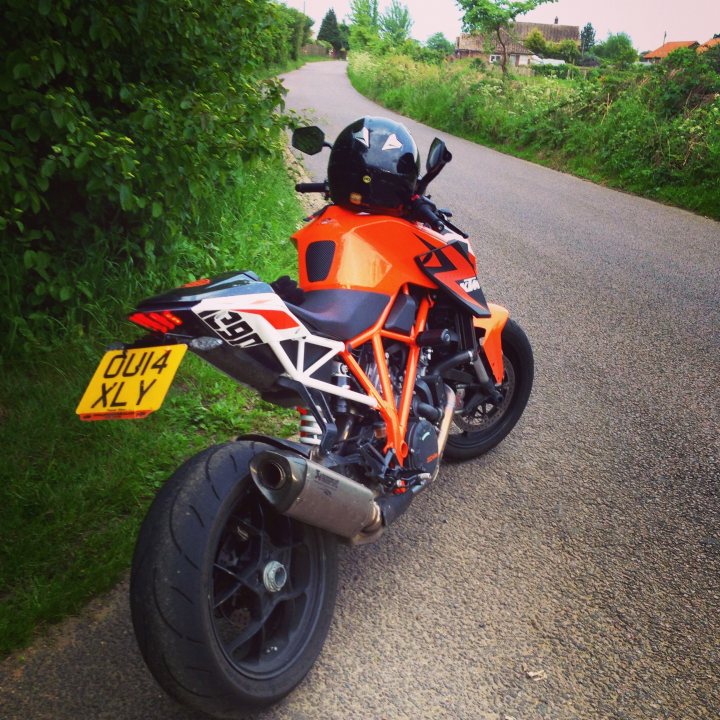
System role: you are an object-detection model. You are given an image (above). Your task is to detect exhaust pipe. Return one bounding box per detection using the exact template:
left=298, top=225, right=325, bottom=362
left=437, top=385, right=457, bottom=460
left=250, top=450, right=382, bottom=539
left=250, top=389, right=456, bottom=539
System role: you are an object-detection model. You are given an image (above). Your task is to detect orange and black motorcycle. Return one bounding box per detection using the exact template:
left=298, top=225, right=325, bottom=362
left=76, top=117, right=533, bottom=716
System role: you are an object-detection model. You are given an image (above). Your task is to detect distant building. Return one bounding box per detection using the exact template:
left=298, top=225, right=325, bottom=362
left=642, top=40, right=699, bottom=63
left=456, top=19, right=579, bottom=67
left=457, top=28, right=534, bottom=66
left=698, top=37, right=720, bottom=53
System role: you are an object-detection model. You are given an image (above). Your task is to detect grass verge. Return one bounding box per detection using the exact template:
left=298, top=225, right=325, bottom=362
left=347, top=53, right=720, bottom=220
left=0, top=153, right=304, bottom=655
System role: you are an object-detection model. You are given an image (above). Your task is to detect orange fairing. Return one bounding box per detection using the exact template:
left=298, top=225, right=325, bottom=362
left=473, top=304, right=509, bottom=384
left=293, top=205, right=442, bottom=294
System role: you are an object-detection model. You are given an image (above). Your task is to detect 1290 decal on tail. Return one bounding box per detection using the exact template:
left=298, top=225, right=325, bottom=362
left=197, top=309, right=263, bottom=347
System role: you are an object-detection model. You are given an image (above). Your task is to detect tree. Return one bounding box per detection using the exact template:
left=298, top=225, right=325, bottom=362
left=317, top=9, right=343, bottom=52
left=523, top=27, right=547, bottom=55
left=455, top=0, right=557, bottom=74
left=525, top=29, right=579, bottom=63
left=556, top=38, right=580, bottom=64
left=302, top=15, right=315, bottom=46
left=338, top=22, right=351, bottom=51
left=350, top=0, right=379, bottom=26
left=380, top=0, right=413, bottom=45
left=281, top=7, right=314, bottom=60
left=595, top=32, right=637, bottom=67
left=580, top=22, right=595, bottom=54
left=349, top=0, right=381, bottom=49
left=426, top=32, right=456, bottom=55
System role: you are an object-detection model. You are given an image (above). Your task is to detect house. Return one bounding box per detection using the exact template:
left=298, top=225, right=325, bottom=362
left=456, top=28, right=535, bottom=66
left=698, top=37, right=720, bottom=53
left=456, top=18, right=579, bottom=67
left=642, top=40, right=698, bottom=63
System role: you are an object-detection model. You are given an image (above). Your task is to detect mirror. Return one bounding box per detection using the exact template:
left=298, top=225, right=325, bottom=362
left=426, top=138, right=452, bottom=173
left=416, top=138, right=453, bottom=195
left=292, top=126, right=326, bottom=155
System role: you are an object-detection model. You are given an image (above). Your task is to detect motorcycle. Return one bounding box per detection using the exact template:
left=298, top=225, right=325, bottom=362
left=76, top=118, right=533, bottom=718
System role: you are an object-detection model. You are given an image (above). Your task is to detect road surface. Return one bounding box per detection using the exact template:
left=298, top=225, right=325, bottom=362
left=1, top=60, right=718, bottom=720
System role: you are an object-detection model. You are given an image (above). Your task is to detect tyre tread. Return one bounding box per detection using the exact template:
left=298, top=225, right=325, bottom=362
left=130, top=440, right=339, bottom=718
left=152, top=568, right=184, bottom=639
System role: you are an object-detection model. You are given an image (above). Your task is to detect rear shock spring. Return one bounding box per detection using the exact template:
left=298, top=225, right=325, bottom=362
left=297, top=407, right=322, bottom=446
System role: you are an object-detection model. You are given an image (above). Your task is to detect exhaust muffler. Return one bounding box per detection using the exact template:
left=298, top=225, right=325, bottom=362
left=250, top=388, right=456, bottom=540
left=249, top=450, right=382, bottom=539
left=433, top=385, right=456, bottom=481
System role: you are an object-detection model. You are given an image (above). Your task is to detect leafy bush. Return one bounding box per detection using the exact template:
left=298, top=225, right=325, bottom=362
left=0, top=0, right=316, bottom=654
left=0, top=152, right=305, bottom=655
left=646, top=46, right=720, bottom=116
left=0, top=0, right=306, bottom=348
left=524, top=29, right=579, bottom=64
left=532, top=63, right=574, bottom=79
left=523, top=28, right=546, bottom=55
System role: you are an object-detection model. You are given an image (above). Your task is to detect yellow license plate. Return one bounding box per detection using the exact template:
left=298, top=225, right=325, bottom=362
left=76, top=344, right=187, bottom=421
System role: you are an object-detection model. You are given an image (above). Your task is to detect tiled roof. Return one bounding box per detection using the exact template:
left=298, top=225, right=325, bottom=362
left=698, top=37, right=720, bottom=52
left=458, top=30, right=533, bottom=56
left=514, top=21, right=579, bottom=43
left=644, top=41, right=698, bottom=59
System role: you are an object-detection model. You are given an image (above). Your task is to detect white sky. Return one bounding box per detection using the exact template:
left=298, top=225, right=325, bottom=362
left=282, top=1, right=720, bottom=52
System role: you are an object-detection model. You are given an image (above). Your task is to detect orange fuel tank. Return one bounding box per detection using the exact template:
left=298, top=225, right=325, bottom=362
left=292, top=205, right=446, bottom=295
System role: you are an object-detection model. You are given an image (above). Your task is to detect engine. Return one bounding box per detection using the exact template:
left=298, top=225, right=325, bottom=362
left=351, top=344, right=442, bottom=483
left=405, top=418, right=440, bottom=476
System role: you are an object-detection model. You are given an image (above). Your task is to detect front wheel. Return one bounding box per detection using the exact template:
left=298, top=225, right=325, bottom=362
left=444, top=318, right=534, bottom=461
left=130, top=441, right=338, bottom=718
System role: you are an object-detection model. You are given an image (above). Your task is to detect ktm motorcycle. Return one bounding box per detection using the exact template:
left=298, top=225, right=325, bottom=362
left=76, top=125, right=533, bottom=717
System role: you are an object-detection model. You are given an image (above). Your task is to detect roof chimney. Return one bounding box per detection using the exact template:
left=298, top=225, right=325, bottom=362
left=555, top=17, right=559, bottom=24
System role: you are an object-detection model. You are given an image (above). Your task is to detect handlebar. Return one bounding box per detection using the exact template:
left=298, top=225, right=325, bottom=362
left=295, top=182, right=328, bottom=194
left=410, top=196, right=445, bottom=233
left=408, top=196, right=469, bottom=238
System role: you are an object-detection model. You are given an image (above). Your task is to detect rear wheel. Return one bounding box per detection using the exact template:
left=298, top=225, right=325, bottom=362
left=444, top=318, right=533, bottom=461
left=130, top=441, right=338, bottom=718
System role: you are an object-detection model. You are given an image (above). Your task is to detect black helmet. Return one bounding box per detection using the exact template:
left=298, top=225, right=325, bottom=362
left=327, top=116, right=420, bottom=213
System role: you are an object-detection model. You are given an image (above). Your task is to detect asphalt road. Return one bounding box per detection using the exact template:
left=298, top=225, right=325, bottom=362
left=2, top=60, right=719, bottom=720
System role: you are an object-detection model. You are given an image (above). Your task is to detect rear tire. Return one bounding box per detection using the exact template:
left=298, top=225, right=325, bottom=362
left=130, top=441, right=338, bottom=718
left=444, top=318, right=533, bottom=461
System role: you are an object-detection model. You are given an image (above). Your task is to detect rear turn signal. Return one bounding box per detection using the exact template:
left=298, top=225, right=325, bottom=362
left=129, top=310, right=183, bottom=333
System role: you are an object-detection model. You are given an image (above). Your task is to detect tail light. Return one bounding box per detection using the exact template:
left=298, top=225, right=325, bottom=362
left=129, top=310, right=183, bottom=333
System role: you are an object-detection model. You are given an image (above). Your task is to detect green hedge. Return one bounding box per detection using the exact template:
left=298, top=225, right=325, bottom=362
left=0, top=152, right=304, bottom=655
left=0, top=0, right=309, bottom=348
left=0, top=1, right=314, bottom=653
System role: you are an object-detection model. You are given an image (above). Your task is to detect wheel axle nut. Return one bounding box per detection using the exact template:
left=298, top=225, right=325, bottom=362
left=262, top=561, right=288, bottom=593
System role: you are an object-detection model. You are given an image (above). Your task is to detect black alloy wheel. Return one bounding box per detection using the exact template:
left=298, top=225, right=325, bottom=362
left=130, top=441, right=338, bottom=719
left=444, top=318, right=534, bottom=460
left=211, top=484, right=328, bottom=680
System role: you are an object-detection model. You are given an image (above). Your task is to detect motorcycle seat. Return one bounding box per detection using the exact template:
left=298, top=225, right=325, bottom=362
left=286, top=289, right=390, bottom=342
